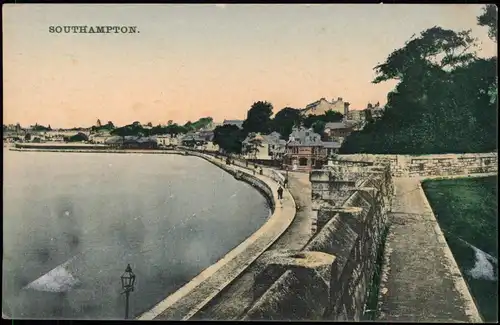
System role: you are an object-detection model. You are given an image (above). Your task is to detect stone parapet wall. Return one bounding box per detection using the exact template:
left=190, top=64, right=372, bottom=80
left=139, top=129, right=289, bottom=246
left=331, top=152, right=497, bottom=178
left=242, top=165, right=392, bottom=321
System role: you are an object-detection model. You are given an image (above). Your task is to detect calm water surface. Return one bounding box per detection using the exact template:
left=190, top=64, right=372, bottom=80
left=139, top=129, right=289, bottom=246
left=2, top=150, right=270, bottom=319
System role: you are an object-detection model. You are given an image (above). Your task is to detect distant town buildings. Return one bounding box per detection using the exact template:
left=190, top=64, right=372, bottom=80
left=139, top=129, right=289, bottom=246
left=301, top=97, right=350, bottom=117
left=242, top=131, right=286, bottom=161
left=104, top=136, right=158, bottom=149
left=180, top=131, right=219, bottom=152
left=155, top=134, right=180, bottom=147
left=324, top=121, right=355, bottom=140
left=366, top=102, right=384, bottom=119
left=346, top=109, right=366, bottom=122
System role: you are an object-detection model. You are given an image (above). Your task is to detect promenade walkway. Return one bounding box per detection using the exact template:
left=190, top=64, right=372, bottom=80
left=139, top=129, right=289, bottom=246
left=138, top=153, right=296, bottom=321
left=194, top=172, right=313, bottom=320
left=378, top=178, right=482, bottom=323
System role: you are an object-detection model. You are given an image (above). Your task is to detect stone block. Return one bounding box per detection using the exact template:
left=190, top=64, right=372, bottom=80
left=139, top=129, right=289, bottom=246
left=253, top=250, right=336, bottom=302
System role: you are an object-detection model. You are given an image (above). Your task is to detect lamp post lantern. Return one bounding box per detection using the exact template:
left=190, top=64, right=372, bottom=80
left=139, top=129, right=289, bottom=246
left=121, top=264, right=136, bottom=319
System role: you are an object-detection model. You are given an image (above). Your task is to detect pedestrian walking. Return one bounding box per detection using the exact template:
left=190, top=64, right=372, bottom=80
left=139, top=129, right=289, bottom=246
left=283, top=178, right=288, bottom=188
left=277, top=185, right=284, bottom=201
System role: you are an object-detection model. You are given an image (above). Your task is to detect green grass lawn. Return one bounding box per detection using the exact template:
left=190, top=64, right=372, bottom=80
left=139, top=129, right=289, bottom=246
left=422, top=176, right=498, bottom=322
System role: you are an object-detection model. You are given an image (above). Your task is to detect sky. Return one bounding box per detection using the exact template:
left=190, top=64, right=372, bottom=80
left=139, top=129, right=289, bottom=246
left=3, top=4, right=497, bottom=128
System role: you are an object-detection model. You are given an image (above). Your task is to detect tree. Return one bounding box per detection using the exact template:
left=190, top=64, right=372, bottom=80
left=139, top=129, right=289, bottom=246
left=271, top=107, right=302, bottom=140
left=110, top=122, right=148, bottom=138
left=242, top=101, right=274, bottom=134
left=213, top=124, right=244, bottom=154
left=68, top=132, right=89, bottom=142
left=191, top=117, right=213, bottom=130
left=167, top=120, right=173, bottom=126
left=165, top=123, right=188, bottom=136
left=312, top=121, right=326, bottom=136
left=184, top=121, right=193, bottom=131
left=323, top=110, right=344, bottom=122
left=106, top=121, right=115, bottom=129
left=373, top=26, right=478, bottom=85
left=244, top=135, right=265, bottom=159
left=146, top=122, right=153, bottom=127
left=24, top=133, right=31, bottom=141
left=477, top=4, right=498, bottom=42
left=96, top=119, right=102, bottom=127
left=302, top=110, right=343, bottom=130
left=340, top=21, right=495, bottom=154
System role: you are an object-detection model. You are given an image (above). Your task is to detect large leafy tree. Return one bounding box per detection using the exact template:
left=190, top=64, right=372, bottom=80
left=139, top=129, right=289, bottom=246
left=341, top=20, right=496, bottom=154
left=67, top=132, right=89, bottom=142
left=477, top=4, right=498, bottom=42
left=242, top=101, right=274, bottom=134
left=213, top=124, right=245, bottom=154
left=312, top=120, right=326, bottom=136
left=271, top=107, right=302, bottom=140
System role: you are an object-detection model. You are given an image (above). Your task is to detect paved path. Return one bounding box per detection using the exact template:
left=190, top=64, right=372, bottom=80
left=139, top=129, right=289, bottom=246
left=192, top=172, right=313, bottom=320
left=139, top=153, right=296, bottom=321
left=378, top=178, right=482, bottom=323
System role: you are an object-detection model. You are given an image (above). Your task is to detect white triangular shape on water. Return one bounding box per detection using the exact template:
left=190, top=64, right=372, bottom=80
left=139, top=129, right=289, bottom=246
left=24, top=263, right=80, bottom=292
left=458, top=237, right=498, bottom=281
left=468, top=246, right=497, bottom=281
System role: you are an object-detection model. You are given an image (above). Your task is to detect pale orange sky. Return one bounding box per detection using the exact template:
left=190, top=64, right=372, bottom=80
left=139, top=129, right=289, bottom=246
left=3, top=4, right=497, bottom=128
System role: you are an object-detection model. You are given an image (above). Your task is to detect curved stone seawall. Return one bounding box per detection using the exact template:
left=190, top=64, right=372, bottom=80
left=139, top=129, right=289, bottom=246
left=242, top=165, right=393, bottom=321
left=138, top=151, right=296, bottom=320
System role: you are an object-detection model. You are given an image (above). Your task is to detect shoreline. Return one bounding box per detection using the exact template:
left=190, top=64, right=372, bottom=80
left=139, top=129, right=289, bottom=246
left=10, top=145, right=297, bottom=320
left=9, top=147, right=186, bottom=154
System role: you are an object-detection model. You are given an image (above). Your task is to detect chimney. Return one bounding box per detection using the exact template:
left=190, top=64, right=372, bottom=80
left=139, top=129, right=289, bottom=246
left=344, top=102, right=350, bottom=116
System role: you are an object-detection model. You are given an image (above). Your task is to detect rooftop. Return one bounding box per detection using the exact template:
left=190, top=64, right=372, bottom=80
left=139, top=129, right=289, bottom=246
left=324, top=121, right=354, bottom=130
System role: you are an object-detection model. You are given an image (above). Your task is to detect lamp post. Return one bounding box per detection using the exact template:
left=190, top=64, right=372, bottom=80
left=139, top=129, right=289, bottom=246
left=121, top=264, right=136, bottom=319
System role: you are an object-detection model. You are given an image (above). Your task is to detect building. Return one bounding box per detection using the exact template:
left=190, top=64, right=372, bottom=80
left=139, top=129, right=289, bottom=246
left=180, top=132, right=219, bottom=151
left=104, top=136, right=157, bottom=149
left=324, top=121, right=355, bottom=139
left=283, top=126, right=327, bottom=172
left=42, top=130, right=81, bottom=142
left=301, top=97, right=350, bottom=117
left=346, top=109, right=366, bottom=122
left=365, top=102, right=385, bottom=120
left=242, top=131, right=286, bottom=161
left=123, top=136, right=158, bottom=149
left=89, top=134, right=109, bottom=144
left=204, top=141, right=219, bottom=152
left=196, top=130, right=219, bottom=152
left=155, top=134, right=180, bottom=147
left=181, top=133, right=203, bottom=147
left=222, top=119, right=244, bottom=129
left=322, top=141, right=342, bottom=157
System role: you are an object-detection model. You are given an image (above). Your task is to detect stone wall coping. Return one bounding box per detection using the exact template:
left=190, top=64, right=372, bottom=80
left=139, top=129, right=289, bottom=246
left=416, top=180, right=483, bottom=323
left=337, top=152, right=497, bottom=159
